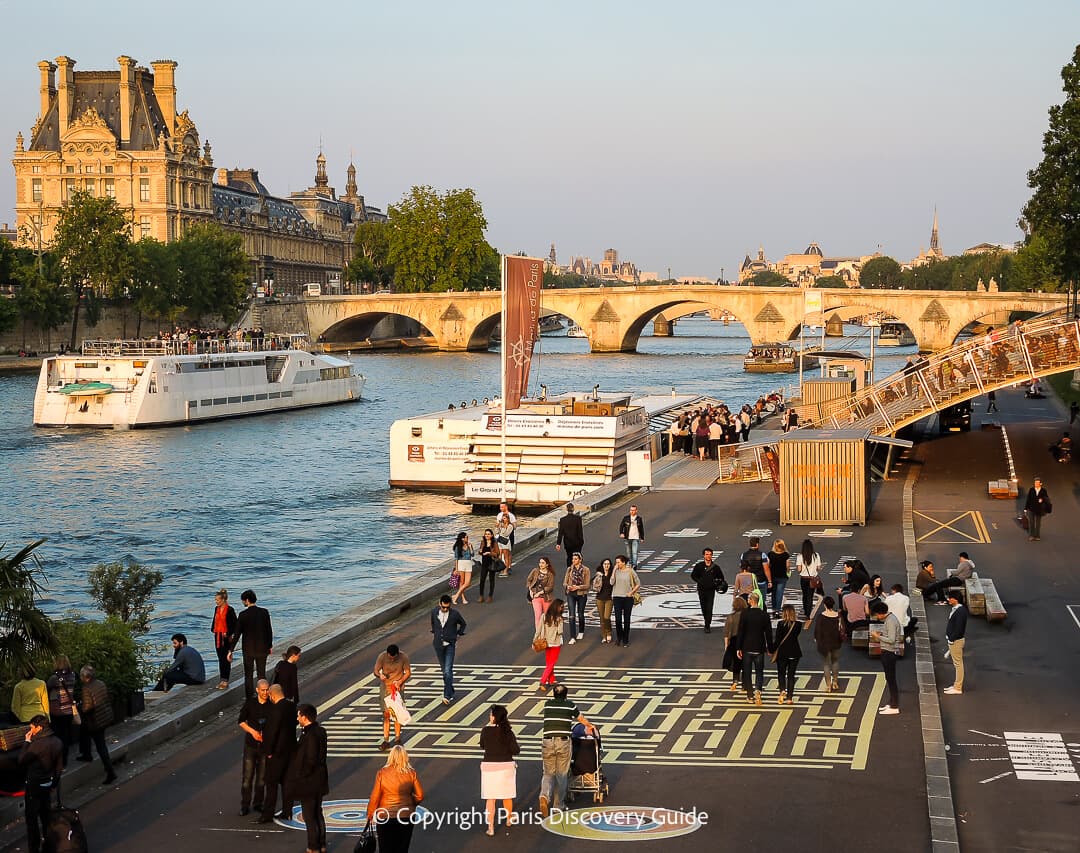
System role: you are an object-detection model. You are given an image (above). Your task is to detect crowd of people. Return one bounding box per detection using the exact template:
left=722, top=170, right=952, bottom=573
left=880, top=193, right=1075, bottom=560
left=667, top=393, right=784, bottom=459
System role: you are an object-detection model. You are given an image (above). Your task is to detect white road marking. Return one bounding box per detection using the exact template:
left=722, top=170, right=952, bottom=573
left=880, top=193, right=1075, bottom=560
left=970, top=730, right=1004, bottom=740
left=979, top=772, right=1014, bottom=784
left=1005, top=732, right=1080, bottom=781
left=1066, top=605, right=1080, bottom=631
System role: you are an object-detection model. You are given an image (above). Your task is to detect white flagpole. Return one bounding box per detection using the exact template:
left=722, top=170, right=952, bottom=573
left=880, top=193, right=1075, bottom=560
left=500, top=255, right=508, bottom=503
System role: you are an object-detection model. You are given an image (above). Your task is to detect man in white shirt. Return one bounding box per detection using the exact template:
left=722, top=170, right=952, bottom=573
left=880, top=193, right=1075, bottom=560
left=886, top=583, right=917, bottom=643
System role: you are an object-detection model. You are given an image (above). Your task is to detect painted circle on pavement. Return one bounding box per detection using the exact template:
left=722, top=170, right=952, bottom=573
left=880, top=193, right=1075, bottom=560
left=276, top=799, right=431, bottom=833
left=542, top=806, right=703, bottom=840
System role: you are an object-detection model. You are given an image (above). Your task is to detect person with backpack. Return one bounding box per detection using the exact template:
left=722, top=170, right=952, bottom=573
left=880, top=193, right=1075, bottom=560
left=75, top=666, right=116, bottom=785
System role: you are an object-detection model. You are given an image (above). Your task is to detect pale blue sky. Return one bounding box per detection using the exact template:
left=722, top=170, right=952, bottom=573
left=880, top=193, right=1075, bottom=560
left=2, top=0, right=1077, bottom=277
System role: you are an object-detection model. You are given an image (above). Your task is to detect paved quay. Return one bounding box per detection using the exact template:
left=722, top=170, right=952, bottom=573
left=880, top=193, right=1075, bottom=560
left=2, top=386, right=1077, bottom=852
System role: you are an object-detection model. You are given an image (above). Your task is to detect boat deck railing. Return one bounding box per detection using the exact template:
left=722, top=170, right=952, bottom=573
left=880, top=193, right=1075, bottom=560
left=81, top=336, right=307, bottom=357
left=803, top=308, right=1080, bottom=433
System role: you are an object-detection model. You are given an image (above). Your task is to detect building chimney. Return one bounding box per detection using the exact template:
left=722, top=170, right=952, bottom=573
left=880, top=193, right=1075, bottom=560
left=151, top=60, right=177, bottom=136
left=117, top=55, right=135, bottom=146
left=37, top=60, right=56, bottom=122
left=55, top=56, right=75, bottom=139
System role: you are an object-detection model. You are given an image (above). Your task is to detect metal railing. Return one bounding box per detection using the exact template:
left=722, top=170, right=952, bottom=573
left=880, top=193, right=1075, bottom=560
left=81, top=335, right=309, bottom=357
left=805, top=309, right=1080, bottom=433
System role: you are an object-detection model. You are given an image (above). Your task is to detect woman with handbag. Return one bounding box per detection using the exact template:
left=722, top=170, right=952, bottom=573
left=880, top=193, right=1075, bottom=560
left=477, top=529, right=501, bottom=603
left=814, top=596, right=843, bottom=692
left=452, top=531, right=474, bottom=606
left=534, top=599, right=566, bottom=692
left=796, top=539, right=823, bottom=618
left=592, top=558, right=615, bottom=644
left=771, top=605, right=803, bottom=704
left=525, top=558, right=555, bottom=627
left=365, top=744, right=424, bottom=853
left=495, top=513, right=516, bottom=576
left=733, top=559, right=757, bottom=602
left=723, top=597, right=748, bottom=691
left=479, top=704, right=520, bottom=836
left=45, top=654, right=77, bottom=766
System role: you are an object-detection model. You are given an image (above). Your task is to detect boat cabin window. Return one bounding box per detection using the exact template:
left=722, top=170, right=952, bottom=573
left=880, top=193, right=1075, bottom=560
left=319, top=366, right=350, bottom=380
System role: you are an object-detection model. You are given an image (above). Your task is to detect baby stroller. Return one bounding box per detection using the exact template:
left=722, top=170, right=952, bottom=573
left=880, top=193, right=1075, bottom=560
left=567, top=722, right=610, bottom=803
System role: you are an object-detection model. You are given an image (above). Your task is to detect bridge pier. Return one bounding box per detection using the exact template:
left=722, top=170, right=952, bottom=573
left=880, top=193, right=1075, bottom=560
left=653, top=314, right=675, bottom=336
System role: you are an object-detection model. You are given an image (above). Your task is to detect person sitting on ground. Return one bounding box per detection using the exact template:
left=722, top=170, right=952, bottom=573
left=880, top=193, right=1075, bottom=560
left=842, top=585, right=871, bottom=633
left=154, top=633, right=207, bottom=692
left=915, top=560, right=939, bottom=602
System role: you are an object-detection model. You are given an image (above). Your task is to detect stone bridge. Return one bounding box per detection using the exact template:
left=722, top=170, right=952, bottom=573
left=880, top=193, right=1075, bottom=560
left=292, top=285, right=1066, bottom=353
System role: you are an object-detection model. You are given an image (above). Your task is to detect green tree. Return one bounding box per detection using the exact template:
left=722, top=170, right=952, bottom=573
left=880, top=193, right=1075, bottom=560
left=859, top=256, right=903, bottom=288
left=346, top=221, right=394, bottom=288
left=543, top=271, right=590, bottom=288
left=0, top=540, right=57, bottom=685
left=747, top=270, right=792, bottom=287
left=388, top=186, right=489, bottom=292
left=814, top=275, right=846, bottom=288
left=466, top=242, right=501, bottom=291
left=52, top=616, right=144, bottom=699
left=174, top=223, right=249, bottom=323
left=50, top=191, right=133, bottom=349
left=87, top=559, right=164, bottom=635
left=1012, top=233, right=1060, bottom=291
left=0, top=294, right=16, bottom=337
left=1022, top=45, right=1080, bottom=288
left=13, top=256, right=70, bottom=350
left=129, top=238, right=182, bottom=334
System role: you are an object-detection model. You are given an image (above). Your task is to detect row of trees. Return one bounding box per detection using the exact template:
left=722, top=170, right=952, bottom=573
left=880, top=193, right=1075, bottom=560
left=0, top=192, right=250, bottom=349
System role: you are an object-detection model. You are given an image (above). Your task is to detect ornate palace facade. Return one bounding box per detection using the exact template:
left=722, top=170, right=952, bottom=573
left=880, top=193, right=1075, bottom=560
left=11, top=55, right=383, bottom=294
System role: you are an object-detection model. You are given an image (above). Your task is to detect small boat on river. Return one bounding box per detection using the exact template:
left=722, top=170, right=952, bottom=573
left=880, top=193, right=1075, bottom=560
left=743, top=342, right=821, bottom=373
left=876, top=322, right=916, bottom=347
left=33, top=335, right=364, bottom=428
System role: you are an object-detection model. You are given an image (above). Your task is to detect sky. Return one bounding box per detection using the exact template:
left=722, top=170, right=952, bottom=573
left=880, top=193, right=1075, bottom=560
left=1, top=0, right=1078, bottom=278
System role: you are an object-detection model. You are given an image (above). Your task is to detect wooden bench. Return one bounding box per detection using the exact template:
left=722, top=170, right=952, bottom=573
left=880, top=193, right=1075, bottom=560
left=981, top=578, right=1007, bottom=622
left=964, top=576, right=986, bottom=616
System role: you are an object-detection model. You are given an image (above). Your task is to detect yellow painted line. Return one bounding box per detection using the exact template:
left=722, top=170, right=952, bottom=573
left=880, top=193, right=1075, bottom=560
left=851, top=674, right=886, bottom=771
left=976, top=511, right=992, bottom=543
left=761, top=710, right=790, bottom=755
left=914, top=510, right=990, bottom=544
left=726, top=714, right=759, bottom=760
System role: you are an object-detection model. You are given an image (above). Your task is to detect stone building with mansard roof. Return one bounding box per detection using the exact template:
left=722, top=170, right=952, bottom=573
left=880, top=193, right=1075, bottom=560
left=11, top=55, right=383, bottom=294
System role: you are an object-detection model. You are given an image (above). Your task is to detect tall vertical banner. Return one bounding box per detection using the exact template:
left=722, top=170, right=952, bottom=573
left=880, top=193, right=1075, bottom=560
left=502, top=255, right=543, bottom=410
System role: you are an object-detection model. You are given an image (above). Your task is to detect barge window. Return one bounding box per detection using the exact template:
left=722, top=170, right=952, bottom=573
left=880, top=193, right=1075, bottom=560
left=213, top=397, right=226, bottom=406
left=75, top=362, right=98, bottom=368
left=188, top=400, right=198, bottom=408
left=227, top=396, right=241, bottom=404
left=268, top=392, right=280, bottom=399
left=255, top=393, right=268, bottom=401
left=280, top=390, right=293, bottom=398
left=241, top=395, right=255, bottom=402
left=201, top=399, right=212, bottom=406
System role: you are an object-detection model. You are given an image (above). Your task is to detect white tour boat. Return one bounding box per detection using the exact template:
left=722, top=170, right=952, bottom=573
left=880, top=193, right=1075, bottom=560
left=566, top=323, right=588, bottom=338
left=876, top=322, right=916, bottom=347
left=33, top=336, right=365, bottom=428
left=389, top=391, right=708, bottom=506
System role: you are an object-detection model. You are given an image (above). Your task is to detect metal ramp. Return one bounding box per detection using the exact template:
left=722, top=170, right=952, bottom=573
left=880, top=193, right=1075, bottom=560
left=807, top=309, right=1080, bottom=433
left=650, top=455, right=722, bottom=490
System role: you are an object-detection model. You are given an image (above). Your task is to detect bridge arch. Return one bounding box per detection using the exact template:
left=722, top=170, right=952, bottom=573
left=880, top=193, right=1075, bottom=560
left=321, top=311, right=432, bottom=345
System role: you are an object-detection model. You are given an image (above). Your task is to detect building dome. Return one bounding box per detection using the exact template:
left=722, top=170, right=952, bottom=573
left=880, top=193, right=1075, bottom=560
left=804, top=242, right=823, bottom=256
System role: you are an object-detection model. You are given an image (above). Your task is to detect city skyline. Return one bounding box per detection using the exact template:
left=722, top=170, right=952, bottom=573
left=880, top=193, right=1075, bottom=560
left=2, top=1, right=1078, bottom=279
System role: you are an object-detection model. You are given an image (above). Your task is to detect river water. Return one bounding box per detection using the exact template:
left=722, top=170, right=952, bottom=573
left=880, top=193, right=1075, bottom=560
left=0, top=316, right=914, bottom=651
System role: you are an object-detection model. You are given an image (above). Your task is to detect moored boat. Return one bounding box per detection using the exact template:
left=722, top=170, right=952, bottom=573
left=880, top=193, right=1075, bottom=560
left=33, top=335, right=365, bottom=428
left=566, top=323, right=587, bottom=338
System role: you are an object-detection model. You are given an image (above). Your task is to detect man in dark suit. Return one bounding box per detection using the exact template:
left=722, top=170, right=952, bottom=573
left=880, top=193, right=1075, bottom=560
left=287, top=703, right=328, bottom=853
left=736, top=590, right=773, bottom=705
left=690, top=548, right=727, bottom=633
left=230, top=589, right=273, bottom=699
left=555, top=502, right=585, bottom=567
left=257, top=684, right=297, bottom=823
left=430, top=594, right=467, bottom=705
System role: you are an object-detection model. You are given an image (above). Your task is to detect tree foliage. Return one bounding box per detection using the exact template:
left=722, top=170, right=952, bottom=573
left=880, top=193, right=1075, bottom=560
left=346, top=221, right=394, bottom=288
left=52, top=616, right=143, bottom=698
left=388, top=186, right=491, bottom=292
left=747, top=270, right=792, bottom=287
left=859, top=256, right=903, bottom=288
left=543, top=271, right=591, bottom=289
left=129, top=238, right=182, bottom=330
left=0, top=540, right=57, bottom=685
left=87, top=559, right=164, bottom=636
left=173, top=223, right=249, bottom=324
left=814, top=275, right=846, bottom=288
left=50, top=192, right=133, bottom=348
left=1022, top=44, right=1080, bottom=286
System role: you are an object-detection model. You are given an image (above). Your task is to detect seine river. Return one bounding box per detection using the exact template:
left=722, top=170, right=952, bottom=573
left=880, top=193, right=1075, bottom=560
left=0, top=316, right=913, bottom=652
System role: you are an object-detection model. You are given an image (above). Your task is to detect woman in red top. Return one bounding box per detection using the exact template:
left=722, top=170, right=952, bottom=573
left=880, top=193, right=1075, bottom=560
left=211, top=588, right=238, bottom=689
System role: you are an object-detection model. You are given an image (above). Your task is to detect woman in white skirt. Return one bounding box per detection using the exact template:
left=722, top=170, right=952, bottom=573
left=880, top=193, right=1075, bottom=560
left=452, top=531, right=474, bottom=605
left=479, top=704, right=520, bottom=836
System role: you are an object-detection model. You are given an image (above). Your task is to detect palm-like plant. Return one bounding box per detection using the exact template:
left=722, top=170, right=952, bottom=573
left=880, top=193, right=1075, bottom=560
left=0, top=539, right=57, bottom=681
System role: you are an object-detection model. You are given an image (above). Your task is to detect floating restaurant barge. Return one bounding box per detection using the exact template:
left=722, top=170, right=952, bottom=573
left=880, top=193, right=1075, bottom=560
left=33, top=337, right=364, bottom=428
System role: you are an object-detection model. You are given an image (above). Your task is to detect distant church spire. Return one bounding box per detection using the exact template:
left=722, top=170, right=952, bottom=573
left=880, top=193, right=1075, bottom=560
left=315, top=151, right=328, bottom=188
left=548, top=243, right=557, bottom=265
left=930, top=207, right=940, bottom=253
left=346, top=161, right=357, bottom=197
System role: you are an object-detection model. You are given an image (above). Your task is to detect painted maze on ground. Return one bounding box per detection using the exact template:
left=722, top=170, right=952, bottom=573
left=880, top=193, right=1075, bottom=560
left=322, top=665, right=886, bottom=770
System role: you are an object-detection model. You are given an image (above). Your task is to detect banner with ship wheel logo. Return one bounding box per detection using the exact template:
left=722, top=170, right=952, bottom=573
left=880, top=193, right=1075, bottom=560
left=502, top=255, right=543, bottom=410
